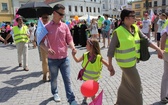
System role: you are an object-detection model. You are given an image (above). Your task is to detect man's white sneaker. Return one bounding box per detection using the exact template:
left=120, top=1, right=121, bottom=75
left=54, top=94, right=61, bottom=102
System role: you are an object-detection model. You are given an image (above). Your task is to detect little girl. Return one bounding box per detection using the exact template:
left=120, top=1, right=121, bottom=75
left=72, top=38, right=114, bottom=105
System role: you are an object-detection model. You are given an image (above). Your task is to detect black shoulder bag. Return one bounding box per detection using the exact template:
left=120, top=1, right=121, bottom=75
left=139, top=37, right=150, bottom=61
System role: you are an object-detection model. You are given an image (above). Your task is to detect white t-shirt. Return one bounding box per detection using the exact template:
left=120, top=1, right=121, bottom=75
left=141, top=19, right=151, bottom=33
left=157, top=19, right=165, bottom=33
left=29, top=26, right=36, bottom=41
left=91, top=23, right=98, bottom=35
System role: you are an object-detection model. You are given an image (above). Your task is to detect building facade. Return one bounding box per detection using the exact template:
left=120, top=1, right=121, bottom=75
left=152, top=0, right=168, bottom=14
left=2, top=0, right=131, bottom=23
left=0, top=0, right=13, bottom=23
left=132, top=0, right=153, bottom=18
left=12, top=0, right=45, bottom=16
left=46, top=0, right=128, bottom=20
left=132, top=0, right=168, bottom=18
left=101, top=0, right=128, bottom=18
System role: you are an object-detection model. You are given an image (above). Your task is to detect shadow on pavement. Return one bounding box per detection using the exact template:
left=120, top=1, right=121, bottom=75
left=0, top=80, right=43, bottom=103
left=150, top=50, right=157, bottom=55
left=0, top=66, right=20, bottom=74
left=152, top=101, right=164, bottom=105
left=2, top=71, right=42, bottom=86
left=11, top=71, right=42, bottom=80
left=39, top=97, right=53, bottom=105
left=0, top=44, right=16, bottom=50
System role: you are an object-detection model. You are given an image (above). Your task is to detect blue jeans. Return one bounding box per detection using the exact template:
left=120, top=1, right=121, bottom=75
left=48, top=57, right=75, bottom=103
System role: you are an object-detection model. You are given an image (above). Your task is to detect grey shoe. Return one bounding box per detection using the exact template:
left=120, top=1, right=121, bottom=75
left=53, top=94, right=61, bottom=102
left=161, top=97, right=168, bottom=104
left=81, top=99, right=88, bottom=105
left=70, top=100, right=78, bottom=105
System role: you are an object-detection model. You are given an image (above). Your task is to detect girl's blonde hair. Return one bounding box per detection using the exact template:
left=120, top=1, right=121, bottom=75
left=87, top=38, right=100, bottom=55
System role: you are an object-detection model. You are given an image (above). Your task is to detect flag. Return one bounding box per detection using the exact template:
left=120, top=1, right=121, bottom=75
left=87, top=13, right=90, bottom=24
left=150, top=9, right=155, bottom=22
left=89, top=90, right=103, bottom=105
left=36, top=19, right=48, bottom=45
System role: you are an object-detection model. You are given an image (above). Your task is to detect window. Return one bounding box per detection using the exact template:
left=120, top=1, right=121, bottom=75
left=143, top=3, right=146, bottom=7
left=154, top=10, right=157, bottom=14
left=162, top=0, right=166, bottom=6
left=90, top=7, right=92, bottom=12
left=20, top=3, right=25, bottom=7
left=154, top=1, right=157, bottom=7
left=162, top=9, right=165, bottom=13
left=69, top=5, right=71, bottom=12
left=98, top=7, right=100, bottom=13
left=94, top=7, right=96, bottom=12
left=81, top=6, right=83, bottom=12
left=135, top=4, right=140, bottom=9
left=2, top=3, right=8, bottom=11
left=148, top=2, right=152, bottom=7
left=94, top=0, right=96, bottom=2
left=103, top=4, right=105, bottom=9
left=75, top=6, right=77, bottom=12
left=135, top=12, right=140, bottom=16
left=86, top=7, right=88, bottom=12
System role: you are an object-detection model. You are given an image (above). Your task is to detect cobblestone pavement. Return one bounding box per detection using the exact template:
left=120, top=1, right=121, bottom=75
left=0, top=40, right=166, bottom=105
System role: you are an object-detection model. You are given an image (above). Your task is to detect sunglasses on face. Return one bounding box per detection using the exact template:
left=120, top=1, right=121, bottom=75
left=128, top=15, right=136, bottom=18
left=55, top=11, right=65, bottom=16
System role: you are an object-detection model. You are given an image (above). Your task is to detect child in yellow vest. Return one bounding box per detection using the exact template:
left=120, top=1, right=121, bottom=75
left=72, top=38, right=114, bottom=105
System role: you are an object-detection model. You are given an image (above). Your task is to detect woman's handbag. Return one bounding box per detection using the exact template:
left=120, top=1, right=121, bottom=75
left=139, top=37, right=150, bottom=61
left=77, top=56, right=93, bottom=80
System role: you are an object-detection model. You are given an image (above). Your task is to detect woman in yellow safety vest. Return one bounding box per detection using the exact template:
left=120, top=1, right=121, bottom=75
left=160, top=24, right=168, bottom=104
left=107, top=9, right=163, bottom=105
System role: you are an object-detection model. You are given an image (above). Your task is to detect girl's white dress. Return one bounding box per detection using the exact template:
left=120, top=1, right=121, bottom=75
left=90, top=23, right=98, bottom=35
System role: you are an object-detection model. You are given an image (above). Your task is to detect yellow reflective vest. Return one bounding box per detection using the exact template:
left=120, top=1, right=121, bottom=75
left=13, top=26, right=29, bottom=44
left=82, top=52, right=102, bottom=81
left=163, top=19, right=168, bottom=29
left=114, top=25, right=140, bottom=68
left=163, top=20, right=168, bottom=52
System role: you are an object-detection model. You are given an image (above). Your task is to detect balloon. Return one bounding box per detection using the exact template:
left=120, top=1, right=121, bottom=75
left=99, top=17, right=104, bottom=22
left=81, top=80, right=99, bottom=97
left=74, top=15, right=79, bottom=21
left=65, top=21, right=70, bottom=25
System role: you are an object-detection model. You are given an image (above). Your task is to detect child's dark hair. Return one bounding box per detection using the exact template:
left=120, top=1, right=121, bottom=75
left=30, top=22, right=34, bottom=27
left=87, top=38, right=100, bottom=55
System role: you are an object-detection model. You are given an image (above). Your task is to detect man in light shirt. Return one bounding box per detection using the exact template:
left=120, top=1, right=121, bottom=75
left=5, top=17, right=30, bottom=71
left=141, top=13, right=151, bottom=39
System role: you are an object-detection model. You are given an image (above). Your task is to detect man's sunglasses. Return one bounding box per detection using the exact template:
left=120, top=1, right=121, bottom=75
left=55, top=11, right=65, bottom=16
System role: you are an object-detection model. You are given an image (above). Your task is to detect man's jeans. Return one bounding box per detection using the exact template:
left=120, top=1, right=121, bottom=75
left=48, top=57, right=75, bottom=103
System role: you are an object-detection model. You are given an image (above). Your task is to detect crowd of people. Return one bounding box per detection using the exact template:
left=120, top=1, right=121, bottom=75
left=0, top=3, right=168, bottom=105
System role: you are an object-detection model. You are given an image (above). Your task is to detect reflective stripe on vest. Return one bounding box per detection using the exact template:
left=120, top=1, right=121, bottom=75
left=13, top=26, right=29, bottom=44
left=82, top=52, right=102, bottom=81
left=114, top=25, right=140, bottom=68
